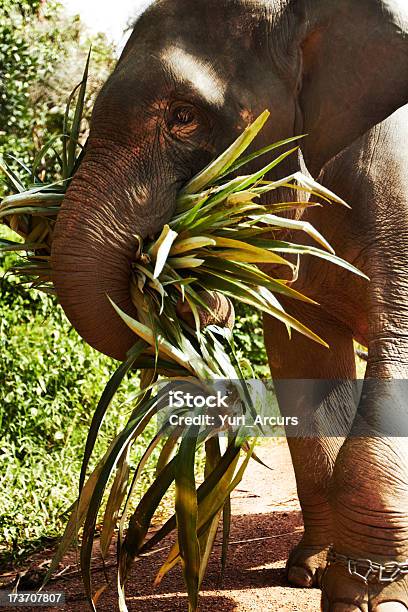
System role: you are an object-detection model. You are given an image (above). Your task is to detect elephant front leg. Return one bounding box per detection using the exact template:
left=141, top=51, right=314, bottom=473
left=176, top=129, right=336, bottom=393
left=322, top=338, right=408, bottom=612
left=264, top=308, right=357, bottom=588
left=284, top=436, right=343, bottom=587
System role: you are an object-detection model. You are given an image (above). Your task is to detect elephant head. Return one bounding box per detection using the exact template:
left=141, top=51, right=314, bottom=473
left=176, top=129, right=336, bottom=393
left=51, top=0, right=408, bottom=361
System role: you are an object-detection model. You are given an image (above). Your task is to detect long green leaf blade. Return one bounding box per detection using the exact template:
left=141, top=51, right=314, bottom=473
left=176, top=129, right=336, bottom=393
left=181, top=110, right=270, bottom=194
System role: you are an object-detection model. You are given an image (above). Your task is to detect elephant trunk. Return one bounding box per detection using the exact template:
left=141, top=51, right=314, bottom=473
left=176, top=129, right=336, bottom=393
left=51, top=142, right=177, bottom=361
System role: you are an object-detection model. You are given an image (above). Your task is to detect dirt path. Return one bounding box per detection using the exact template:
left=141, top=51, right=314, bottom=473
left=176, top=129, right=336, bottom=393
left=2, top=440, right=321, bottom=611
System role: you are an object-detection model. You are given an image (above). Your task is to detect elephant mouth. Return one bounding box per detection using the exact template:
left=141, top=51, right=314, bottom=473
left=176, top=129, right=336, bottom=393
left=128, top=235, right=235, bottom=332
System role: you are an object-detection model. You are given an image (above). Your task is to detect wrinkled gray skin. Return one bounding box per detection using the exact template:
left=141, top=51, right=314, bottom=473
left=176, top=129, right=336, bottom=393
left=51, top=0, right=408, bottom=609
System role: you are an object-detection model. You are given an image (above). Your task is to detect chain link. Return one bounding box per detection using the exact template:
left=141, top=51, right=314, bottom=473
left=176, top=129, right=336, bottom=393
left=327, top=548, right=408, bottom=584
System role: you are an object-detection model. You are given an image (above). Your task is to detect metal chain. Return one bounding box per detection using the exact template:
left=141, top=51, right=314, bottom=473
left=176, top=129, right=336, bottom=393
left=327, top=547, right=408, bottom=584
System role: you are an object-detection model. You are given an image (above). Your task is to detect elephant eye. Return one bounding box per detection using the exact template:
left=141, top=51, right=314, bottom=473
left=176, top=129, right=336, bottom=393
left=175, top=107, right=195, bottom=125
left=166, top=103, right=202, bottom=138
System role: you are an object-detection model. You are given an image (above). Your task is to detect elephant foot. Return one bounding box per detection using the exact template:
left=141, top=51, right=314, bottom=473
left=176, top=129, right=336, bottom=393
left=321, top=554, right=408, bottom=611
left=323, top=437, right=408, bottom=611
left=286, top=538, right=330, bottom=588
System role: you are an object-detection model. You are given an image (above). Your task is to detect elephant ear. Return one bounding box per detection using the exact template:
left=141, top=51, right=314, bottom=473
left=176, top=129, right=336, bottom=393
left=298, top=0, right=408, bottom=176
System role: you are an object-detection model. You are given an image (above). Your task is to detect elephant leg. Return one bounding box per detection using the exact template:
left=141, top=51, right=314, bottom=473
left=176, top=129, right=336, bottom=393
left=264, top=306, right=357, bottom=588
left=321, top=337, right=408, bottom=612
left=283, top=435, right=343, bottom=589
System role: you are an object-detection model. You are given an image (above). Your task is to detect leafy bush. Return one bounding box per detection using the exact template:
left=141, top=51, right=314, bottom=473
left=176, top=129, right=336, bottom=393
left=0, top=0, right=115, bottom=195
left=0, top=2, right=119, bottom=563
left=234, top=303, right=269, bottom=377
left=0, top=242, right=149, bottom=564
left=0, top=1, right=115, bottom=563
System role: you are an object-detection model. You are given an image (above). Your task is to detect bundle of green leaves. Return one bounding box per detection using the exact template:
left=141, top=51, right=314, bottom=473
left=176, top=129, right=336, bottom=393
left=0, top=61, right=366, bottom=611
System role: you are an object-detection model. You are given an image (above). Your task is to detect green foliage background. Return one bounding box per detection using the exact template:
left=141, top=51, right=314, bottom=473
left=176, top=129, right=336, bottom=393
left=0, top=0, right=116, bottom=195
left=0, top=0, right=268, bottom=566
left=0, top=250, right=143, bottom=564
left=0, top=0, right=124, bottom=565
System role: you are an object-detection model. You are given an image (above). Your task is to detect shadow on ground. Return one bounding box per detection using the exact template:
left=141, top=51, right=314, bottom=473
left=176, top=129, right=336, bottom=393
left=1, top=441, right=322, bottom=611
left=0, top=511, right=309, bottom=611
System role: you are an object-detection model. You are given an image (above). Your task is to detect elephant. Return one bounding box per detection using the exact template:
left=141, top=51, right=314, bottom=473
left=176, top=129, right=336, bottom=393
left=51, top=0, right=408, bottom=609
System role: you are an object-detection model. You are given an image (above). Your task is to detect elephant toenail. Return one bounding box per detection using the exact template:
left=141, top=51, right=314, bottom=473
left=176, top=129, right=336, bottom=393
left=287, top=565, right=313, bottom=587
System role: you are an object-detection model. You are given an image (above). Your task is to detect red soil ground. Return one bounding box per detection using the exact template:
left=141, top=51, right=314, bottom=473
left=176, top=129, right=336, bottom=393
left=1, top=440, right=321, bottom=611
